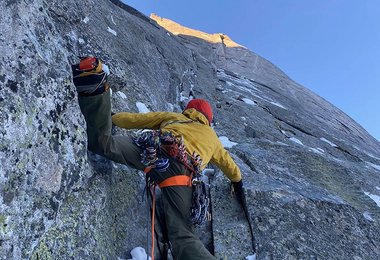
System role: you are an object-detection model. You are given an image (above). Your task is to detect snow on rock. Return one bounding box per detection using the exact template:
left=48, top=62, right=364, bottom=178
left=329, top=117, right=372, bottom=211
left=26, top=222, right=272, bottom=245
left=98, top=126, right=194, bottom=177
left=179, top=91, right=187, bottom=102
left=111, top=15, right=117, bottom=25
left=107, top=27, right=117, bottom=36
left=117, top=91, right=127, bottom=99
left=366, top=162, right=380, bottom=171
left=227, top=81, right=235, bottom=87
left=353, top=146, right=380, bottom=161
left=83, top=16, right=89, bottom=24
left=309, top=147, right=324, bottom=155
left=136, top=102, right=150, bottom=113
left=246, top=254, right=256, bottom=260
left=316, top=147, right=325, bottom=153
left=289, top=137, right=303, bottom=146
left=102, top=64, right=110, bottom=75
left=377, top=187, right=380, bottom=190
left=269, top=101, right=287, bottom=110
left=365, top=152, right=380, bottom=161
left=127, top=247, right=151, bottom=260
left=320, top=137, right=337, bottom=147
left=363, top=211, right=374, bottom=221
left=242, top=98, right=256, bottom=106
left=78, top=38, right=85, bottom=44
left=281, top=130, right=290, bottom=137
left=165, top=102, right=174, bottom=111
left=364, top=192, right=380, bottom=208
left=219, top=136, right=238, bottom=148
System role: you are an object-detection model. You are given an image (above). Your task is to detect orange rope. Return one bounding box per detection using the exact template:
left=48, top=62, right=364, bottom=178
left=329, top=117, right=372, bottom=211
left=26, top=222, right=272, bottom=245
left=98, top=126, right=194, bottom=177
left=150, top=185, right=156, bottom=260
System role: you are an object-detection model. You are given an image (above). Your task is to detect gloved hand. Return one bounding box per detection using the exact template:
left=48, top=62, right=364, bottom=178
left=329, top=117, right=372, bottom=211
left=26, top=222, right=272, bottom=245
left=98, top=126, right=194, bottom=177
left=231, top=179, right=245, bottom=205
left=72, top=56, right=110, bottom=96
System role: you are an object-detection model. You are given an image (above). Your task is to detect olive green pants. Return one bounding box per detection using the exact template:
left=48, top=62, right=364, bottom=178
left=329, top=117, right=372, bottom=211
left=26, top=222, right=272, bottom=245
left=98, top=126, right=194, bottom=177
left=78, top=91, right=215, bottom=260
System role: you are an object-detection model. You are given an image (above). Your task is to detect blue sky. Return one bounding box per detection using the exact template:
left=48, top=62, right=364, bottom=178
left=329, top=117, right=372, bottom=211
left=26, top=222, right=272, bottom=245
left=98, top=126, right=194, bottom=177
left=122, top=0, right=380, bottom=141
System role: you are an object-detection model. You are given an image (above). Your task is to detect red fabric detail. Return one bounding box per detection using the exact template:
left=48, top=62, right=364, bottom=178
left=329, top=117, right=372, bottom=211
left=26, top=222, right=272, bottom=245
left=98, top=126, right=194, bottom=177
left=185, top=99, right=213, bottom=124
left=79, top=57, right=97, bottom=71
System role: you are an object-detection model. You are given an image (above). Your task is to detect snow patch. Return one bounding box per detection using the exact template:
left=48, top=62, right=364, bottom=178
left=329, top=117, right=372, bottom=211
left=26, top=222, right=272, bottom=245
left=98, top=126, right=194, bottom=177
left=366, top=162, right=380, bottom=171
left=363, top=211, right=374, bottom=221
left=166, top=102, right=174, bottom=112
left=102, top=64, right=110, bottom=75
left=179, top=91, right=187, bottom=102
left=78, top=38, right=85, bottom=44
left=376, top=187, right=380, bottom=191
left=364, top=192, right=380, bottom=208
left=309, top=147, right=324, bottom=155
left=280, top=130, right=289, bottom=137
left=227, top=81, right=235, bottom=87
left=219, top=136, right=238, bottom=148
left=83, top=16, right=90, bottom=24
left=289, top=137, right=303, bottom=146
left=246, top=254, right=256, bottom=260
left=136, top=102, right=150, bottom=113
left=117, top=91, right=127, bottom=99
left=242, top=98, right=256, bottom=105
left=234, top=82, right=260, bottom=95
left=127, top=247, right=151, bottom=260
left=366, top=153, right=380, bottom=161
left=269, top=101, right=287, bottom=110
left=320, top=137, right=337, bottom=147
left=166, top=32, right=171, bottom=37
left=316, top=147, right=325, bottom=153
left=111, top=15, right=117, bottom=25
left=107, top=27, right=117, bottom=36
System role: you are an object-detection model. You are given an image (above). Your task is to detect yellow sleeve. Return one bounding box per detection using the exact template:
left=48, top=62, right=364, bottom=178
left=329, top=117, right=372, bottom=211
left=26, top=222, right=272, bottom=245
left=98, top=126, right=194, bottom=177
left=112, top=112, right=179, bottom=129
left=210, top=141, right=242, bottom=182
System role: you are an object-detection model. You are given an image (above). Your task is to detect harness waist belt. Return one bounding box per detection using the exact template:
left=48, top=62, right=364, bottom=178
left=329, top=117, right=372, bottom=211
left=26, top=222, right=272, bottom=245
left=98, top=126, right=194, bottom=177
left=158, top=175, right=192, bottom=188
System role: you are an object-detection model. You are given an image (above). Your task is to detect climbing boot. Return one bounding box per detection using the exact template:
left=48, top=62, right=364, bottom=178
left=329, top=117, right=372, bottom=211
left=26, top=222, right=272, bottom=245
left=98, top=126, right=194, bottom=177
left=71, top=56, right=110, bottom=96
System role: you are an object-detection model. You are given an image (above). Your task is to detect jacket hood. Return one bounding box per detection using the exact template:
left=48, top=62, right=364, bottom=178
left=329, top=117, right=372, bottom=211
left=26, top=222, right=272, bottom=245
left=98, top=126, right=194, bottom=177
left=183, top=108, right=210, bottom=125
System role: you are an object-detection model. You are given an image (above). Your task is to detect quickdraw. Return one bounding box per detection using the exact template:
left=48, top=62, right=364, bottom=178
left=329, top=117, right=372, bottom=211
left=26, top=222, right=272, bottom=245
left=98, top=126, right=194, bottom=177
left=190, top=175, right=211, bottom=226
left=134, top=130, right=171, bottom=173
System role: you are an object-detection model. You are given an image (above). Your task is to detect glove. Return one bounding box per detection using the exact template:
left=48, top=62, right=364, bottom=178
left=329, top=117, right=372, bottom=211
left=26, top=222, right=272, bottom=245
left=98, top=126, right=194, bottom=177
left=232, top=180, right=245, bottom=205
left=72, top=56, right=110, bottom=96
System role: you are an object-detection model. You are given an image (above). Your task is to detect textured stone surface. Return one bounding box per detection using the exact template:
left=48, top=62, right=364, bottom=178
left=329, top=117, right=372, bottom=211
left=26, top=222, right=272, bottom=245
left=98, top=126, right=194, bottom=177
left=1, top=0, right=380, bottom=259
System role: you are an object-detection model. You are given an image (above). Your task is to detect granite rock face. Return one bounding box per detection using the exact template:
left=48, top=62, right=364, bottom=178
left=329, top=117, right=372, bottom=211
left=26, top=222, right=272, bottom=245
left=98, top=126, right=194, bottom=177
left=1, top=0, right=380, bottom=259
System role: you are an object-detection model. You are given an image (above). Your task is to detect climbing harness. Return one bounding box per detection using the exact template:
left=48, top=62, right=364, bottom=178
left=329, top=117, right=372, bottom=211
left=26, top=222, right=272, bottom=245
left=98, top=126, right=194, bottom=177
left=134, top=129, right=211, bottom=222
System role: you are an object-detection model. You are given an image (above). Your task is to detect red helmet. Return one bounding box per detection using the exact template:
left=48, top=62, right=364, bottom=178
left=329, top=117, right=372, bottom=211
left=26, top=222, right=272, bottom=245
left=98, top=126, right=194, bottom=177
left=185, top=99, right=213, bottom=124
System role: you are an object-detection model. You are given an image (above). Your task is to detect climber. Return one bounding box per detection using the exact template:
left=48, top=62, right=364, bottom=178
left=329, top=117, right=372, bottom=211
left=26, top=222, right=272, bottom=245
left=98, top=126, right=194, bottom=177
left=71, top=56, right=246, bottom=260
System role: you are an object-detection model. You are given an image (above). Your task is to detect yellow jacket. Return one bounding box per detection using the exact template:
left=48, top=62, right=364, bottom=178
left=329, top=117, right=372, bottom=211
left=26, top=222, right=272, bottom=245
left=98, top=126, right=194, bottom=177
left=112, top=108, right=242, bottom=182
